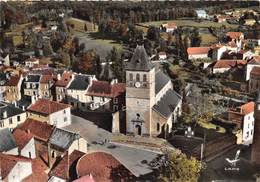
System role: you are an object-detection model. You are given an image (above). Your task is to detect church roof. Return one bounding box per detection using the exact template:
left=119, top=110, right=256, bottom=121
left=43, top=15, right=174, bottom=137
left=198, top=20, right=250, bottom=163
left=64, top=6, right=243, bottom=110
left=155, top=70, right=171, bottom=95
left=153, top=89, right=182, bottom=118
left=126, top=45, right=154, bottom=71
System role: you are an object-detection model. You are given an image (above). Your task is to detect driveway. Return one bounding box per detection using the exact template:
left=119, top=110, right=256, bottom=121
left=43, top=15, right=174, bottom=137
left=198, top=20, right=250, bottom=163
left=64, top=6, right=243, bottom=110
left=63, top=115, right=159, bottom=177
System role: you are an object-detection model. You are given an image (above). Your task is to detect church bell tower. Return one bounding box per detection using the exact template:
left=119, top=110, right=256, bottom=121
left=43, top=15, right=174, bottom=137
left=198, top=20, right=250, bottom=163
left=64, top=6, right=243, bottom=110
left=125, top=45, right=155, bottom=136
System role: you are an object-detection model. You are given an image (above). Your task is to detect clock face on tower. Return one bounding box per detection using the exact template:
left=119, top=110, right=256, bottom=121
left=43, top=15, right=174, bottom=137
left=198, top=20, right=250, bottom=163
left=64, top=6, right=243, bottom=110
left=135, top=82, right=141, bottom=88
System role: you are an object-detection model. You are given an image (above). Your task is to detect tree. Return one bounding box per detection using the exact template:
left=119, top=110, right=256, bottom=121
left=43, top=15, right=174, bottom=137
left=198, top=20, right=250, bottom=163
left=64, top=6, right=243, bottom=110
left=108, top=47, right=125, bottom=82
left=190, top=27, right=201, bottom=47
left=167, top=33, right=173, bottom=46
left=154, top=151, right=204, bottom=182
left=147, top=26, right=160, bottom=42
left=78, top=49, right=98, bottom=74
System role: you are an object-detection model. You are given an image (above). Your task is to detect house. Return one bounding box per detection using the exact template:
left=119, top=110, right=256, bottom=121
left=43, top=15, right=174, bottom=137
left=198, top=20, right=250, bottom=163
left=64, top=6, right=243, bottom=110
left=195, top=10, right=208, bottom=19
left=25, top=57, right=40, bottom=68
left=125, top=45, right=182, bottom=137
left=76, top=152, right=136, bottom=182
left=161, top=23, right=177, bottom=33
left=55, top=71, right=74, bottom=102
left=48, top=150, right=86, bottom=182
left=23, top=74, right=41, bottom=97
left=187, top=47, right=211, bottom=60
left=12, top=129, right=36, bottom=159
left=4, top=74, right=23, bottom=103
left=244, top=19, right=256, bottom=26
left=18, top=118, right=55, bottom=160
left=158, top=52, right=167, bottom=60
left=0, top=128, right=18, bottom=155
left=249, top=66, right=260, bottom=94
left=27, top=99, right=71, bottom=127
left=39, top=74, right=56, bottom=100
left=211, top=44, right=228, bottom=60
left=49, top=128, right=87, bottom=158
left=85, top=80, right=125, bottom=112
left=0, top=153, right=32, bottom=182
left=0, top=102, right=27, bottom=130
left=226, top=32, right=244, bottom=41
left=246, top=56, right=260, bottom=81
left=212, top=59, right=247, bottom=74
left=221, top=50, right=254, bottom=61
left=228, top=102, right=255, bottom=145
left=216, top=15, right=229, bottom=23
left=67, top=74, right=96, bottom=109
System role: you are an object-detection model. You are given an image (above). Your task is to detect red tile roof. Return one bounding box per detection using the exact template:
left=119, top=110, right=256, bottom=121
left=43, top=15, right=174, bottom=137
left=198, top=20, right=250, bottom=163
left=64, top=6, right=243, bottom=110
left=12, top=129, right=34, bottom=151
left=40, top=74, right=56, bottom=84
left=0, top=153, right=30, bottom=180
left=86, top=81, right=125, bottom=98
left=248, top=56, right=260, bottom=64
left=73, top=175, right=95, bottom=182
left=163, top=22, right=177, bottom=29
left=5, top=75, right=21, bottom=86
left=18, top=118, right=54, bottom=142
left=213, top=60, right=246, bottom=69
left=28, top=99, right=71, bottom=115
left=226, top=32, right=243, bottom=39
left=241, top=101, right=255, bottom=115
left=76, top=152, right=135, bottom=182
left=56, top=71, right=73, bottom=87
left=23, top=158, right=49, bottom=182
left=251, top=66, right=260, bottom=76
left=50, top=150, right=85, bottom=180
left=187, top=47, right=210, bottom=55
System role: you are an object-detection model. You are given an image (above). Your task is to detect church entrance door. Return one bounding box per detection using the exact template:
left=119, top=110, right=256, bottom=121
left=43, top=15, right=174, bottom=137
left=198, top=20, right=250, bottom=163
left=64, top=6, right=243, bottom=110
left=135, top=125, right=142, bottom=135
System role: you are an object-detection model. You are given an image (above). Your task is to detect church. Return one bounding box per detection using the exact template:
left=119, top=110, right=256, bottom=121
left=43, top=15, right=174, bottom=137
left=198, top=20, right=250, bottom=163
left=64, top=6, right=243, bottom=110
left=125, top=45, right=182, bottom=137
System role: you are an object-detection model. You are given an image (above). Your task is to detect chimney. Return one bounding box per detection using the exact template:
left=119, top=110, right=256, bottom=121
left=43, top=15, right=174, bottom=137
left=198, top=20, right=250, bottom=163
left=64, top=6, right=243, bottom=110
left=57, top=74, right=61, bottom=80
left=22, top=105, right=25, bottom=111
left=26, top=129, right=30, bottom=134
left=31, top=95, right=38, bottom=104
left=111, top=79, right=118, bottom=85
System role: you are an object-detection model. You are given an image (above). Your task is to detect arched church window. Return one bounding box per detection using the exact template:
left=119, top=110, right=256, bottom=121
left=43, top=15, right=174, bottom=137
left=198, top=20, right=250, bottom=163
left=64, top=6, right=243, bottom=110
left=129, top=73, right=133, bottom=81
left=157, top=123, right=160, bottom=132
left=136, top=74, right=140, bottom=82
left=136, top=113, right=140, bottom=120
left=143, top=74, right=147, bottom=82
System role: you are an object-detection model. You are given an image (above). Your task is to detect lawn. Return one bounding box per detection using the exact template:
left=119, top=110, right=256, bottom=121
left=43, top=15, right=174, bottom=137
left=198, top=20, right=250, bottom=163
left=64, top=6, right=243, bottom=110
left=141, top=19, right=239, bottom=29
left=74, top=31, right=123, bottom=58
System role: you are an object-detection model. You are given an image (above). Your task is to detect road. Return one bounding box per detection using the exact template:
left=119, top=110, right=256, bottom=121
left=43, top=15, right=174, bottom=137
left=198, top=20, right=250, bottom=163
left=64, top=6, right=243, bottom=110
left=63, top=115, right=159, bottom=177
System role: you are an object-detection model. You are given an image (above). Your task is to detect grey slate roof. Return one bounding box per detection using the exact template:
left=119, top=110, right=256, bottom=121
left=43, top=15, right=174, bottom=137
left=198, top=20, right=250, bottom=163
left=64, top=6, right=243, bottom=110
left=153, top=89, right=182, bottom=118
left=0, top=102, right=25, bottom=120
left=126, top=45, right=154, bottom=71
left=67, top=74, right=90, bottom=90
left=50, top=128, right=80, bottom=150
left=155, top=70, right=171, bottom=95
left=0, top=128, right=17, bottom=152
left=25, top=74, right=41, bottom=82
